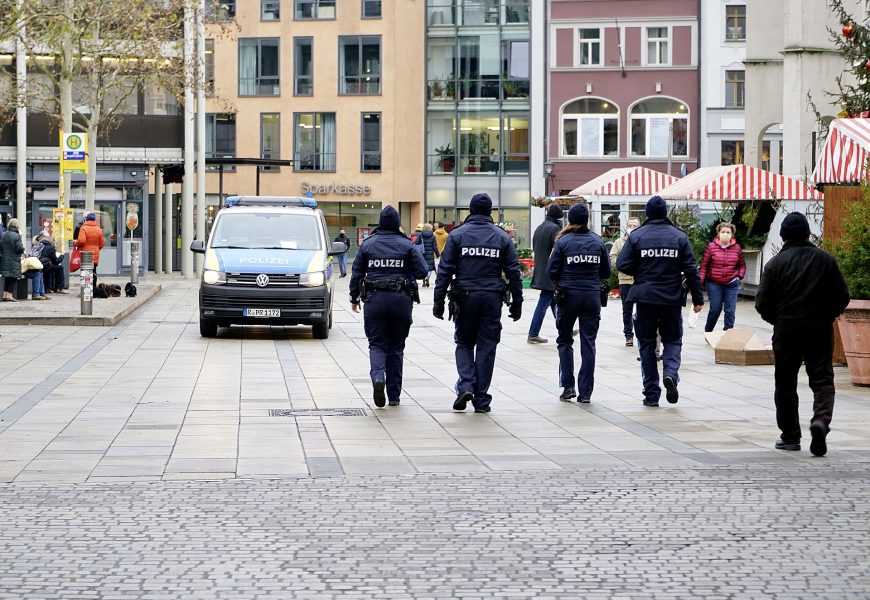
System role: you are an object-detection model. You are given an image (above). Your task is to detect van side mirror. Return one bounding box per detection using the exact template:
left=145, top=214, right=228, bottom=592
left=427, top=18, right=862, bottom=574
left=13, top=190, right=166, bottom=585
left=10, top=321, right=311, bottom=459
left=190, top=240, right=206, bottom=254
left=328, top=241, right=347, bottom=256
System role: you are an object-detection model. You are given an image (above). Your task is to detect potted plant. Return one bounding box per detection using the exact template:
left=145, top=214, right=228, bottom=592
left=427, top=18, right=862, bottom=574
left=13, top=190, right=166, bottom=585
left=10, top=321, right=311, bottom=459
left=435, top=143, right=455, bottom=173
left=445, top=78, right=455, bottom=99
left=832, top=192, right=870, bottom=386
left=461, top=132, right=479, bottom=172
left=430, top=79, right=444, bottom=100
left=502, top=78, right=518, bottom=99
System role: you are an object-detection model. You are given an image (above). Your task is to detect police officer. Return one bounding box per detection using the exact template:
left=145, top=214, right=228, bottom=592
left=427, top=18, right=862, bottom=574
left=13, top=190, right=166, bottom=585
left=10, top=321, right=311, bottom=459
left=350, top=206, right=428, bottom=408
left=547, top=204, right=610, bottom=403
left=616, top=196, right=703, bottom=407
left=433, top=193, right=523, bottom=413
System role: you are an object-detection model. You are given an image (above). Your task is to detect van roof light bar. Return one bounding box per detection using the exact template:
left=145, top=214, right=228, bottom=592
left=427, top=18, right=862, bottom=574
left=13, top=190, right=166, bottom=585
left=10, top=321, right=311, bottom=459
left=224, top=196, right=318, bottom=208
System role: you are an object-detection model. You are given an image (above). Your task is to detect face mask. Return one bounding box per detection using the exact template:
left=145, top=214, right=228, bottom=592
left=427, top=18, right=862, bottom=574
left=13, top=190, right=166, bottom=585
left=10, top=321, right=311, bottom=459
left=719, top=231, right=732, bottom=243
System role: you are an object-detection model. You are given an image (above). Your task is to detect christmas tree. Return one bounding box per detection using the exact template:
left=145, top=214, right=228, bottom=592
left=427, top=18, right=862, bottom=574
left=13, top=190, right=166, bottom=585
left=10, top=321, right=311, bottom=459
left=830, top=0, right=870, bottom=116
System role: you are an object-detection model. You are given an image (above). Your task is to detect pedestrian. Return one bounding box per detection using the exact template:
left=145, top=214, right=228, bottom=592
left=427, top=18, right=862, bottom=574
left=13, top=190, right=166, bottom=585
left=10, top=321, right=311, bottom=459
left=434, top=222, right=449, bottom=255
left=616, top=196, right=704, bottom=407
left=37, top=233, right=65, bottom=294
left=350, top=206, right=428, bottom=408
left=414, top=223, right=439, bottom=287
left=24, top=235, right=50, bottom=301
left=334, top=229, right=352, bottom=278
left=755, top=212, right=849, bottom=457
left=75, top=211, right=104, bottom=289
left=433, top=192, right=523, bottom=413
left=410, top=223, right=423, bottom=243
left=609, top=216, right=641, bottom=346
left=527, top=204, right=563, bottom=344
left=1, top=218, right=25, bottom=303
left=547, top=203, right=610, bottom=403
left=700, top=222, right=746, bottom=332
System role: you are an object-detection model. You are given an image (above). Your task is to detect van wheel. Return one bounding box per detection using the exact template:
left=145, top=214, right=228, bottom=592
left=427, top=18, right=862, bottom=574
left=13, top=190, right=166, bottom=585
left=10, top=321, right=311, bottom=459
left=312, top=320, right=329, bottom=339
left=200, top=317, right=218, bottom=337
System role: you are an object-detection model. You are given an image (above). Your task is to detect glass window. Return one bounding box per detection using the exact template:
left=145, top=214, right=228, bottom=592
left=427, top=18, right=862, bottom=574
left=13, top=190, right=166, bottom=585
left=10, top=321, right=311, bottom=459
left=725, top=5, right=746, bottom=41
left=206, top=113, right=236, bottom=171
left=143, top=87, right=178, bottom=115
left=239, top=38, right=280, bottom=96
left=205, top=0, right=235, bottom=19
left=561, top=98, right=618, bottom=158
left=761, top=140, right=771, bottom=171
left=646, top=27, right=669, bottom=65
left=362, top=0, right=381, bottom=18
left=725, top=70, right=745, bottom=108
left=27, top=72, right=57, bottom=114
left=505, top=0, right=530, bottom=24
left=462, top=0, right=498, bottom=25
left=294, top=112, right=336, bottom=172
left=457, top=112, right=497, bottom=173
left=205, top=39, right=215, bottom=94
left=211, top=213, right=322, bottom=250
left=361, top=113, right=381, bottom=172
left=721, top=140, right=744, bottom=166
left=630, top=98, right=688, bottom=157
left=261, top=0, right=279, bottom=20
left=294, top=37, right=313, bottom=95
left=339, top=36, right=381, bottom=95
left=502, top=114, right=529, bottom=174
left=295, top=0, right=336, bottom=20
left=260, top=113, right=280, bottom=172
left=101, top=78, right=139, bottom=115
left=578, top=28, right=601, bottom=66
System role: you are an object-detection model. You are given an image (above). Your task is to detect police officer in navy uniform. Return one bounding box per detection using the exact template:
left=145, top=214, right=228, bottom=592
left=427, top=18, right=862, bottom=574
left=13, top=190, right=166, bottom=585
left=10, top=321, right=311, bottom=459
left=350, top=206, right=428, bottom=408
left=616, top=196, right=703, bottom=407
left=547, top=204, right=610, bottom=403
left=433, top=193, right=523, bottom=413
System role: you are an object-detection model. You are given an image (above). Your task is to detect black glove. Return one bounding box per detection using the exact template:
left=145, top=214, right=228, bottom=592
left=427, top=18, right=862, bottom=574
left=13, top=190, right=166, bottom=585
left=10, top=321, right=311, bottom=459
left=433, top=303, right=444, bottom=320
left=509, top=302, right=522, bottom=322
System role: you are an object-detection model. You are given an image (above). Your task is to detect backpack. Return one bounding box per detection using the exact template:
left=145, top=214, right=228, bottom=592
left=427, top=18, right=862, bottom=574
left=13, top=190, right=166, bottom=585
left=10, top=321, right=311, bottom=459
left=28, top=242, right=42, bottom=258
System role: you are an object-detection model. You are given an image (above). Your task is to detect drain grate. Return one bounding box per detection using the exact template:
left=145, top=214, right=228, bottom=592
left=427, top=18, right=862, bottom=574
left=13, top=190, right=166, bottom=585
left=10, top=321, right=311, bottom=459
left=269, top=408, right=367, bottom=417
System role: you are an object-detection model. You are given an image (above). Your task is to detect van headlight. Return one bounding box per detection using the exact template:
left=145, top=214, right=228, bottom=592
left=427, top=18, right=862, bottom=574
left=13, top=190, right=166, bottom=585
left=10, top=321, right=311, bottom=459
left=203, top=270, right=226, bottom=285
left=299, top=271, right=325, bottom=287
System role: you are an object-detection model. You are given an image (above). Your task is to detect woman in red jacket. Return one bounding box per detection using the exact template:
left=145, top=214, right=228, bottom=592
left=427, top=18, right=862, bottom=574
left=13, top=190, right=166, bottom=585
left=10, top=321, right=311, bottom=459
left=700, top=221, right=746, bottom=332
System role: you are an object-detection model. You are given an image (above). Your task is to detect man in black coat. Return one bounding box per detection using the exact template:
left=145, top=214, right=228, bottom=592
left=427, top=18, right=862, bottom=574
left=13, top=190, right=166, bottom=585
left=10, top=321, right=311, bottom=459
left=755, top=212, right=850, bottom=457
left=527, top=204, right=563, bottom=344
left=334, top=230, right=352, bottom=277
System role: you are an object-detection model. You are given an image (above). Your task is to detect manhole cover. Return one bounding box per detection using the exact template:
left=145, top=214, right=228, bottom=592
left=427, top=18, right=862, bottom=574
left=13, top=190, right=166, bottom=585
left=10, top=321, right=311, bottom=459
left=269, top=408, right=367, bottom=417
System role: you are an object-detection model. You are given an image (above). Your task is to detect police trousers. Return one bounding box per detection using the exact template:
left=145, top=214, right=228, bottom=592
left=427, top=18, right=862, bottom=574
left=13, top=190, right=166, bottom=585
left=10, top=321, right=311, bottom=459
left=772, top=321, right=836, bottom=442
left=556, top=290, right=601, bottom=397
left=634, top=302, right=683, bottom=402
left=363, top=291, right=413, bottom=401
left=454, top=290, right=503, bottom=410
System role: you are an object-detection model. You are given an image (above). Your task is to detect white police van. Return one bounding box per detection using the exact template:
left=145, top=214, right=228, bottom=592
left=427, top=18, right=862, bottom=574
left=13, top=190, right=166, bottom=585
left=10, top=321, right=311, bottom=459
left=190, top=196, right=347, bottom=339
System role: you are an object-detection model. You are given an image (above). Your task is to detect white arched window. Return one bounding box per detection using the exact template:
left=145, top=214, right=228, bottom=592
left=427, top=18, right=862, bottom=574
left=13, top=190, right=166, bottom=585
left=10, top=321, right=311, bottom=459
left=630, top=97, right=688, bottom=157
left=561, top=98, right=618, bottom=158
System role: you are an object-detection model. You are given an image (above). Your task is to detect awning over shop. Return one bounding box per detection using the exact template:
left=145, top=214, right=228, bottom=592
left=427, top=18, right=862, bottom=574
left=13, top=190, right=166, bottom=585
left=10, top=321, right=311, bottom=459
left=569, top=167, right=678, bottom=196
left=657, top=164, right=823, bottom=201
left=812, top=118, right=870, bottom=184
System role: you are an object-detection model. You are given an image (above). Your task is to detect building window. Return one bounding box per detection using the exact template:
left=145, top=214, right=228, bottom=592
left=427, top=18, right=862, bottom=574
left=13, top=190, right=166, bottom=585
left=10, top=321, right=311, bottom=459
left=645, top=27, right=670, bottom=65
left=260, top=113, right=280, bottom=172
left=206, top=113, right=236, bottom=172
left=339, top=36, right=381, bottom=95
left=505, top=0, right=530, bottom=24
left=261, top=0, right=279, bottom=20
left=721, top=140, right=744, bottom=165
left=361, top=113, right=381, bottom=172
left=362, top=0, right=381, bottom=18
left=578, top=28, right=601, bottom=66
left=295, top=0, right=336, bottom=20
left=725, top=5, right=746, bottom=41
left=205, top=0, right=235, bottom=19
left=204, top=39, right=215, bottom=94
left=238, top=38, right=280, bottom=96
left=501, top=114, right=529, bottom=173
left=561, top=98, right=618, bottom=157
left=630, top=97, right=688, bottom=157
left=725, top=70, right=745, bottom=108
left=294, top=38, right=313, bottom=96
left=294, top=112, right=336, bottom=172
left=143, top=87, right=178, bottom=115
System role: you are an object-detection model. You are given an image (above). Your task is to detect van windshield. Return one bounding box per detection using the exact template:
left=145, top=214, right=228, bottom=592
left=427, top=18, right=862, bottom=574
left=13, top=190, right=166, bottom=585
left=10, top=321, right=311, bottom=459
left=210, top=213, right=322, bottom=250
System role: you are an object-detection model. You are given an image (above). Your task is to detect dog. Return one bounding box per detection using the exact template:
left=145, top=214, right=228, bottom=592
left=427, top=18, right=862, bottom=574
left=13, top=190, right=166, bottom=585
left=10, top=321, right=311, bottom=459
left=124, top=282, right=137, bottom=298
left=96, top=283, right=122, bottom=298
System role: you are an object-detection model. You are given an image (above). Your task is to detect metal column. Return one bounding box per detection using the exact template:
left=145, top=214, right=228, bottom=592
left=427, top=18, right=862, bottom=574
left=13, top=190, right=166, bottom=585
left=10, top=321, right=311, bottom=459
left=163, top=182, right=173, bottom=273
left=180, top=0, right=195, bottom=278
left=154, top=169, right=163, bottom=274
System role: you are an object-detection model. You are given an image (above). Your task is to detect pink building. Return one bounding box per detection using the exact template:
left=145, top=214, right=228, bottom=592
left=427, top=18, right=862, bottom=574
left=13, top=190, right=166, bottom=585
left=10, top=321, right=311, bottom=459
left=547, top=0, right=700, bottom=196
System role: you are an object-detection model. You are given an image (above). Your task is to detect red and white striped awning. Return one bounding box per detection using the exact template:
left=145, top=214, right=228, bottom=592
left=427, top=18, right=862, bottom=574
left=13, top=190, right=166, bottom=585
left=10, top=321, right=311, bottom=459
left=812, top=118, right=870, bottom=184
left=657, top=164, right=823, bottom=201
left=569, top=167, right=678, bottom=196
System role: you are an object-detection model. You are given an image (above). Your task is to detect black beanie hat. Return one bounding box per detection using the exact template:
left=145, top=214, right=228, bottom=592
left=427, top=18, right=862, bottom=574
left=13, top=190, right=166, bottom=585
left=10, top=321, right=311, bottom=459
left=780, top=212, right=810, bottom=242
left=645, top=195, right=668, bottom=219
left=546, top=204, right=564, bottom=219
left=568, top=203, right=589, bottom=226
left=469, top=193, right=493, bottom=215
left=378, top=205, right=401, bottom=232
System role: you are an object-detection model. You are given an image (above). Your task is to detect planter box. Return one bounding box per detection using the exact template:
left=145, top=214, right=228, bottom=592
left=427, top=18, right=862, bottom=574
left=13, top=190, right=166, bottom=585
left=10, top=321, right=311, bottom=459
left=839, top=299, right=870, bottom=386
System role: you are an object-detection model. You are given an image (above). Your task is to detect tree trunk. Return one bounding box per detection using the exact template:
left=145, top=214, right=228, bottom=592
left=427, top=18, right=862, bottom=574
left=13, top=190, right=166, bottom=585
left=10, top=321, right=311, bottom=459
left=85, top=113, right=99, bottom=212
left=60, top=0, right=73, bottom=206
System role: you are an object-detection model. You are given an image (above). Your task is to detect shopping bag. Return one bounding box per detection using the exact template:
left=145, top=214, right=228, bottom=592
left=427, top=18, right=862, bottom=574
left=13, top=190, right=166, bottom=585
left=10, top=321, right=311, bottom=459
left=70, top=247, right=81, bottom=273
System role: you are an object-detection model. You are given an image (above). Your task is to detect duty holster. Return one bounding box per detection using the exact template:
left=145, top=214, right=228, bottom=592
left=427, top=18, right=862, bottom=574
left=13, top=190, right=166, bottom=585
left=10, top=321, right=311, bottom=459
left=447, top=284, right=469, bottom=322
left=553, top=286, right=566, bottom=306
left=680, top=274, right=689, bottom=307
left=600, top=283, right=609, bottom=307
left=361, top=278, right=419, bottom=303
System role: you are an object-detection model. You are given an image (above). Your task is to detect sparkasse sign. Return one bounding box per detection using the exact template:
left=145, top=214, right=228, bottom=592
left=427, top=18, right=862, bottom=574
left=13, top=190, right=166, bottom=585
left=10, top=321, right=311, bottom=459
left=301, top=182, right=372, bottom=196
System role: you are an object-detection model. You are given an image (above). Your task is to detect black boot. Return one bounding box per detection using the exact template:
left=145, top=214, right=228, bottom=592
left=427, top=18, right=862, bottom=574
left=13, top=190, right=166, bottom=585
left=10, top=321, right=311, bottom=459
left=559, top=387, right=577, bottom=401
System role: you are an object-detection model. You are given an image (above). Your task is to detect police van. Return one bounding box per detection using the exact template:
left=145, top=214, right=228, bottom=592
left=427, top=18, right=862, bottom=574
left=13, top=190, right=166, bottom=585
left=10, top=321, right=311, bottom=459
left=190, top=196, right=347, bottom=339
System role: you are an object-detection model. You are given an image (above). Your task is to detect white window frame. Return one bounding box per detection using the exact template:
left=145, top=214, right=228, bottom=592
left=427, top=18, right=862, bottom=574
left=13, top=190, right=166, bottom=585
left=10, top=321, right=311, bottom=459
left=643, top=26, right=671, bottom=66
left=576, top=27, right=602, bottom=67
left=629, top=97, right=689, bottom=158
left=724, top=5, right=746, bottom=42
left=559, top=98, right=619, bottom=158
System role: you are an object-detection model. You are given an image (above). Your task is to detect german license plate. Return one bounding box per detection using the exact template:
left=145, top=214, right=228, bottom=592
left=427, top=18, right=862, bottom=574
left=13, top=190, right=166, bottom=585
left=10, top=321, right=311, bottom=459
left=244, top=308, right=280, bottom=317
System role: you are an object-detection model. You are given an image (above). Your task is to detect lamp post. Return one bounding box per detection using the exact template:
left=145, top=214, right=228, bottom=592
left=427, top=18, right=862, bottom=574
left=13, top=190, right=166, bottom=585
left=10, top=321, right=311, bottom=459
left=544, top=162, right=554, bottom=196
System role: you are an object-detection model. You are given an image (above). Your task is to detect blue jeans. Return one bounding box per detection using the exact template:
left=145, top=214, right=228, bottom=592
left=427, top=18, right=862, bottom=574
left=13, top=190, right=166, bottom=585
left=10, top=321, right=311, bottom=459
left=337, top=253, right=348, bottom=276
left=26, top=270, right=45, bottom=297
left=705, top=279, right=740, bottom=332
left=528, top=289, right=556, bottom=337
left=619, top=284, right=635, bottom=338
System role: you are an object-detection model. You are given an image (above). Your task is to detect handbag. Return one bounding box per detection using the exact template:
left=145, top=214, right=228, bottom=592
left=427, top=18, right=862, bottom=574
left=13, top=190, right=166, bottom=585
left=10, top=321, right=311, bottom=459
left=70, top=247, right=81, bottom=273
left=22, top=256, right=43, bottom=271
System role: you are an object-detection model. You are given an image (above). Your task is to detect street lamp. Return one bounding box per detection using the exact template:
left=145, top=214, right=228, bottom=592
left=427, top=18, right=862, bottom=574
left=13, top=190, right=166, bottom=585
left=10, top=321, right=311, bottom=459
left=544, top=161, right=554, bottom=196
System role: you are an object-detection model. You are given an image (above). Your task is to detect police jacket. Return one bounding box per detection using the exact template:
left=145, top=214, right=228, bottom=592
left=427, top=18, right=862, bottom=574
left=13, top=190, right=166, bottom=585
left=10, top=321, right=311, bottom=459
left=433, top=214, right=523, bottom=306
left=755, top=241, right=849, bottom=326
left=530, top=217, right=561, bottom=291
left=547, top=227, right=610, bottom=292
left=616, top=218, right=703, bottom=306
left=349, top=229, right=428, bottom=303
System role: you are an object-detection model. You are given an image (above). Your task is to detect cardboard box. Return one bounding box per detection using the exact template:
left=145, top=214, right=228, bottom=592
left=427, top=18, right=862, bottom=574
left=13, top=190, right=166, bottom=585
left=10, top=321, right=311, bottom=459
left=705, top=329, right=775, bottom=366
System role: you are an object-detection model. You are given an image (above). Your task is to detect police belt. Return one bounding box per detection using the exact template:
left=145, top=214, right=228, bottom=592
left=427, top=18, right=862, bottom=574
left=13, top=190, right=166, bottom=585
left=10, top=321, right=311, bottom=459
left=361, top=277, right=420, bottom=303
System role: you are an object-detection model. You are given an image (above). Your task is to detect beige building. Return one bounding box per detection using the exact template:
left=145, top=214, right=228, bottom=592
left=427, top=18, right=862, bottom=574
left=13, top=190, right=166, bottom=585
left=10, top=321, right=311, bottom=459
left=202, top=0, right=425, bottom=248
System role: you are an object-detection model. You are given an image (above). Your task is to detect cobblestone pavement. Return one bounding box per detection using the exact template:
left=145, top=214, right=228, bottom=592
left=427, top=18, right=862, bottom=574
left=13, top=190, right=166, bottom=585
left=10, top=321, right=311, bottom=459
left=1, top=463, right=869, bottom=599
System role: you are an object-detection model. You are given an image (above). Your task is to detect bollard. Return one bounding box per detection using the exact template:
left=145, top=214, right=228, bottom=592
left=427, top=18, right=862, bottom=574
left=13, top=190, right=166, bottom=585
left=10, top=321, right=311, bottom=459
left=80, top=251, right=94, bottom=316
left=130, top=241, right=140, bottom=284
